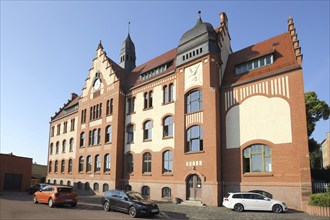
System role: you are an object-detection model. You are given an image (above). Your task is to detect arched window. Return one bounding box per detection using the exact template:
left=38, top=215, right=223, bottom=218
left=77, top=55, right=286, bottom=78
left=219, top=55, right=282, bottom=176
left=93, top=183, right=99, bottom=192
left=95, top=155, right=101, bottom=172
left=103, top=183, right=109, bottom=192
left=127, top=124, right=134, bottom=143
left=85, top=182, right=90, bottom=190
left=61, top=160, right=65, bottom=173
left=56, top=141, right=59, bottom=153
left=54, top=160, right=58, bottom=173
left=50, top=143, right=53, bottom=154
left=141, top=186, right=150, bottom=198
left=104, top=154, right=111, bottom=172
left=47, top=179, right=51, bottom=184
left=48, top=161, right=52, bottom=173
left=78, top=156, right=84, bottom=172
left=142, top=152, right=152, bottom=173
left=143, top=121, right=152, bottom=140
left=126, top=154, right=133, bottom=173
left=68, top=159, right=72, bottom=173
left=169, top=83, right=174, bottom=102
left=243, top=144, right=272, bottom=173
left=163, top=116, right=173, bottom=138
left=62, top=140, right=66, bottom=153
left=77, top=181, right=82, bottom=190
left=162, top=187, right=172, bottom=198
left=60, top=180, right=63, bottom=185
left=186, top=125, right=203, bottom=152
left=53, top=179, right=57, bottom=185
left=93, top=129, right=98, bottom=145
left=163, top=85, right=168, bottom=104
left=69, top=138, right=74, bottom=152
left=80, top=132, right=85, bottom=147
left=163, top=150, right=173, bottom=173
left=105, top=125, right=112, bottom=143
left=86, top=155, right=92, bottom=172
left=186, top=90, right=202, bottom=113
left=67, top=181, right=71, bottom=186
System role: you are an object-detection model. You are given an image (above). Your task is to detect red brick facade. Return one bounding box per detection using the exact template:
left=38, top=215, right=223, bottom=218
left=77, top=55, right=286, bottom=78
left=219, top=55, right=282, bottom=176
left=47, top=12, right=311, bottom=210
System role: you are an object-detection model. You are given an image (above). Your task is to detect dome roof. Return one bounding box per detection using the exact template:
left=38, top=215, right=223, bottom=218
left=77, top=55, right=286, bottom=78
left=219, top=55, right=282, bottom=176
left=178, top=14, right=217, bottom=47
left=121, top=33, right=135, bottom=51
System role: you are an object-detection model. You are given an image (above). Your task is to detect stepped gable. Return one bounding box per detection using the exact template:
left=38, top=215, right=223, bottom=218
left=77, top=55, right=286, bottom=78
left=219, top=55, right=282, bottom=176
left=222, top=32, right=299, bottom=87
left=51, top=93, right=79, bottom=121
left=127, top=48, right=177, bottom=89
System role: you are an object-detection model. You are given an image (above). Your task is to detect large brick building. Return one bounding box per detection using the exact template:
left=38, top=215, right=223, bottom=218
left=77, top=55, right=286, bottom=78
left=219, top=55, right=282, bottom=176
left=47, top=12, right=312, bottom=210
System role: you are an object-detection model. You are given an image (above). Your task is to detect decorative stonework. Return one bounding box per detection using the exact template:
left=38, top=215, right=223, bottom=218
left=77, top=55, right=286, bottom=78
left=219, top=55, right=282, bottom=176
left=184, top=62, right=203, bottom=91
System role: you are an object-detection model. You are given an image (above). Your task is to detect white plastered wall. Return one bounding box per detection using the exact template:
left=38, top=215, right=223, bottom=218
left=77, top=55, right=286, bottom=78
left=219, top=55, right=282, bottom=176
left=226, top=95, right=292, bottom=148
left=125, top=81, right=176, bottom=154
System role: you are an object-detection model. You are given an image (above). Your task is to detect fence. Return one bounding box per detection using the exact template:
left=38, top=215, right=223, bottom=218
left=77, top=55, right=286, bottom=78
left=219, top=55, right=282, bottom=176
left=312, top=181, right=329, bottom=193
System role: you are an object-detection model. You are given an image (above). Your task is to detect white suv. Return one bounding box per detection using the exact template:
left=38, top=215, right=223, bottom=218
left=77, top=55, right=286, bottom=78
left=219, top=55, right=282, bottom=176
left=223, top=192, right=287, bottom=213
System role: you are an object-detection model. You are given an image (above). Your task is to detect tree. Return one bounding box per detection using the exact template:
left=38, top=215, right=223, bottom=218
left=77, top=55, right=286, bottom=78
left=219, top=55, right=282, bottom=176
left=305, top=91, right=330, bottom=170
left=305, top=91, right=330, bottom=137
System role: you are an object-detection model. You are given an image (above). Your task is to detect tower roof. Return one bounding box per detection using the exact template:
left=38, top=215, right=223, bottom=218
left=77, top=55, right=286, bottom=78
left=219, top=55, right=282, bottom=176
left=121, top=33, right=135, bottom=51
left=178, top=11, right=216, bottom=51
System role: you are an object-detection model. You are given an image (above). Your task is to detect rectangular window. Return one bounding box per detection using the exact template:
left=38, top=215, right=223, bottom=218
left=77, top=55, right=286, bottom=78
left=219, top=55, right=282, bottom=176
left=57, top=124, right=61, bottom=135
left=127, top=97, right=135, bottom=114
left=70, top=119, right=75, bottom=131
left=51, top=126, right=55, bottom=137
left=63, top=121, right=67, bottom=134
left=236, top=54, right=274, bottom=75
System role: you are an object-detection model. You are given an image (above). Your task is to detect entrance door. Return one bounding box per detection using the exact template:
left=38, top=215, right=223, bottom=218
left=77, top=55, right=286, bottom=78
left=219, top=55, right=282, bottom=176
left=186, top=174, right=202, bottom=200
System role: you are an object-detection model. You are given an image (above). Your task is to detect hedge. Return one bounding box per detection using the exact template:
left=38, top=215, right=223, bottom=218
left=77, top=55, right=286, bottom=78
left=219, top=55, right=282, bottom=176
left=309, top=193, right=330, bottom=207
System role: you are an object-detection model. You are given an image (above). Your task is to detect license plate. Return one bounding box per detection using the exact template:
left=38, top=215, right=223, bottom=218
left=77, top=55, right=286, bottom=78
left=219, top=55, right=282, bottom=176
left=151, top=209, right=158, bottom=213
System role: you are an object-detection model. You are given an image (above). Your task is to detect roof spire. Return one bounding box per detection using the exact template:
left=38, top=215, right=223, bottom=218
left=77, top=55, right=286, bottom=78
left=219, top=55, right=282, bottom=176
left=97, top=40, right=103, bottom=50
left=196, top=10, right=202, bottom=25
left=128, top=21, right=131, bottom=35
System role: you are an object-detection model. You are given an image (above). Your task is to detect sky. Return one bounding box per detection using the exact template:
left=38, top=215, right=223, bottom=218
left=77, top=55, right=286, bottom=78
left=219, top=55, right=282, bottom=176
left=1, top=1, right=329, bottom=165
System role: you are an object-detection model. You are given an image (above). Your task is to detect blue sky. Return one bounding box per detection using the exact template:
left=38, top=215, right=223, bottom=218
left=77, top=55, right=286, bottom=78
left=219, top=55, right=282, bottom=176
left=1, top=1, right=329, bottom=165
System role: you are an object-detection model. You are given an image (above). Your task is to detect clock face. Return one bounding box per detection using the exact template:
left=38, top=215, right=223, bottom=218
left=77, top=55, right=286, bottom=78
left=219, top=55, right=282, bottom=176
left=93, top=78, right=101, bottom=90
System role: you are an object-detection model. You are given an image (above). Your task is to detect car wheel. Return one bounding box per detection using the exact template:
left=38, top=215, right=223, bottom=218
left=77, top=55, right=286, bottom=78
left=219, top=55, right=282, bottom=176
left=234, top=203, right=244, bottom=212
left=129, top=206, right=137, bottom=218
left=48, top=198, right=54, bottom=208
left=103, top=201, right=111, bottom=211
left=272, top=204, right=283, bottom=213
left=33, top=196, right=38, bottom=204
left=71, top=203, right=77, bottom=208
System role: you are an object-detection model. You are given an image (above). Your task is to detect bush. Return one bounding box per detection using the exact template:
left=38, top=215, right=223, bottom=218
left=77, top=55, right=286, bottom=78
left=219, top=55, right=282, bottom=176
left=309, top=192, right=330, bottom=207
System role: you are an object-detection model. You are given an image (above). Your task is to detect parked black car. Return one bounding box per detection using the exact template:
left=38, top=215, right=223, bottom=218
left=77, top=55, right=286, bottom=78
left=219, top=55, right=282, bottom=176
left=101, top=190, right=159, bottom=218
left=28, top=183, right=48, bottom=194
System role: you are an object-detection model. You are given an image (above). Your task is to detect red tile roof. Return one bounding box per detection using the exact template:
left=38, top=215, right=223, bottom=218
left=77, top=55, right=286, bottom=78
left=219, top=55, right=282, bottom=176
left=222, top=32, right=298, bottom=86
left=127, top=48, right=177, bottom=88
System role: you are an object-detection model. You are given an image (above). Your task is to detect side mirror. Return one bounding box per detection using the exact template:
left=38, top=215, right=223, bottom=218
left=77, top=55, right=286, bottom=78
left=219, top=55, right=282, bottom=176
left=124, top=197, right=128, bottom=201
left=39, top=189, right=43, bottom=192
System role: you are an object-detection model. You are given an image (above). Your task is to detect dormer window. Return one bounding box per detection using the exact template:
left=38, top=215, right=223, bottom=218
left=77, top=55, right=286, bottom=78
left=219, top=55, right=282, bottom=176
left=235, top=54, right=274, bottom=75
left=140, top=64, right=167, bottom=80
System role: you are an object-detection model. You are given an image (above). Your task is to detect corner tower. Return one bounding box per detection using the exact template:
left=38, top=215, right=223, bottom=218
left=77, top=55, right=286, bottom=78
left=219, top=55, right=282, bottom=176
left=119, top=24, right=136, bottom=72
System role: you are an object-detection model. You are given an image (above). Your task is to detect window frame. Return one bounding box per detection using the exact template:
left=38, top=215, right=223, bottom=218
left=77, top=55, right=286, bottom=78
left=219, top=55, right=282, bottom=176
left=186, top=125, right=203, bottom=152
left=142, top=152, right=152, bottom=174
left=186, top=90, right=202, bottom=113
left=243, top=144, right=272, bottom=173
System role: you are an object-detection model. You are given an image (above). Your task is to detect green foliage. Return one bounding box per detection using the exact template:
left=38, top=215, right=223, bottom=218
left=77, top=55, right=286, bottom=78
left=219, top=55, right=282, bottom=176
left=309, top=192, right=330, bottom=207
left=305, top=91, right=330, bottom=137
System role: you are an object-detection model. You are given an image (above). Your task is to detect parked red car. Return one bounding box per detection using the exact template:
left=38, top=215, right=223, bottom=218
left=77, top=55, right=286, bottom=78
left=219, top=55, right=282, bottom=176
left=33, top=185, right=78, bottom=208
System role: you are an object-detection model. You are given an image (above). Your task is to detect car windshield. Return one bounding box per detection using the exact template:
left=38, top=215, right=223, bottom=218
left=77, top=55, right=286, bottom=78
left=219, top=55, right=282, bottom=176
left=126, top=192, right=144, bottom=201
left=58, top=187, right=73, bottom=193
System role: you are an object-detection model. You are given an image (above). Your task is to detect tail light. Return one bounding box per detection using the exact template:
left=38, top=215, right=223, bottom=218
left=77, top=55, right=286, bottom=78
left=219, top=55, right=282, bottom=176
left=223, top=197, right=229, bottom=201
